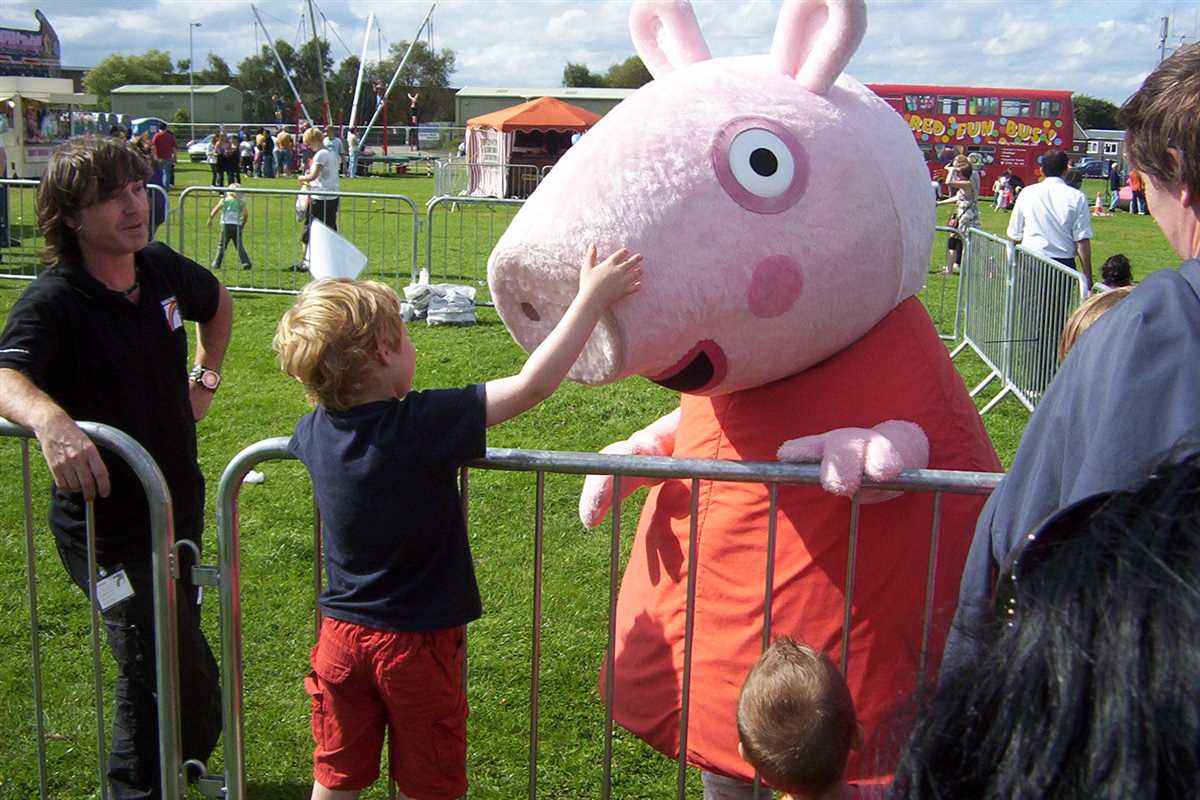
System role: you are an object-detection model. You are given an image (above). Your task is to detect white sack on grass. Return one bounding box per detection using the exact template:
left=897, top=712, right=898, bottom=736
left=404, top=282, right=476, bottom=325
left=308, top=219, right=368, bottom=280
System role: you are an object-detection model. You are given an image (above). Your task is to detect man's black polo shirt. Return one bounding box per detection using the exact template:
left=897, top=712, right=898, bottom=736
left=0, top=243, right=220, bottom=565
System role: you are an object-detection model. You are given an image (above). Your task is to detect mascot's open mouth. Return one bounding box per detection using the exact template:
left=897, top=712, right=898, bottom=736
left=648, top=340, right=728, bottom=393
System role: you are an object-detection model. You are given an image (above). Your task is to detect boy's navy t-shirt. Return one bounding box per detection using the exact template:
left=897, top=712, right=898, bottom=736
left=288, top=385, right=487, bottom=631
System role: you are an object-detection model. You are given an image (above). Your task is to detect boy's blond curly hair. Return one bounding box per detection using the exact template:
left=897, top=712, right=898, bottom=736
left=273, top=278, right=405, bottom=410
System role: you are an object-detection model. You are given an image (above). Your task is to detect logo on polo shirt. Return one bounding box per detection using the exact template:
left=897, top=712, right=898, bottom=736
left=161, top=296, right=183, bottom=331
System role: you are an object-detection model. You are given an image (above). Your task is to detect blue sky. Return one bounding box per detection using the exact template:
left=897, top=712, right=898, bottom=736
left=2, top=1, right=1196, bottom=106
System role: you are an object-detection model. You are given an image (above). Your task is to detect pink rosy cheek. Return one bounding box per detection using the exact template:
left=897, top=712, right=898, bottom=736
left=747, top=255, right=803, bottom=318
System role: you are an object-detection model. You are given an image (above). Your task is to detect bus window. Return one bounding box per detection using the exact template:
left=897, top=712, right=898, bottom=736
left=938, top=95, right=967, bottom=115
left=1001, top=97, right=1032, bottom=118
left=1034, top=100, right=1061, bottom=118
left=0, top=100, right=12, bottom=134
left=970, top=96, right=999, bottom=116
left=966, top=145, right=996, bottom=166
left=918, top=144, right=934, bottom=162
left=905, top=94, right=936, bottom=113
left=933, top=144, right=958, bottom=164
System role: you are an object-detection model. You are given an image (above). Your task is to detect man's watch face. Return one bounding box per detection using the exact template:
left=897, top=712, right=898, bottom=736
left=194, top=368, right=220, bottom=390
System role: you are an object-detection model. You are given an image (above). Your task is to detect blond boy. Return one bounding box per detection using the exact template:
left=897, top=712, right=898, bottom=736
left=274, top=246, right=641, bottom=800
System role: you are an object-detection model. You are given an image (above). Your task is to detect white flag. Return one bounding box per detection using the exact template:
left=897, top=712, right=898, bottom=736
left=308, top=219, right=367, bottom=280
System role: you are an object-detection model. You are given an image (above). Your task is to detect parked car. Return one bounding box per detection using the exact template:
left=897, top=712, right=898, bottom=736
left=129, top=117, right=169, bottom=138
left=186, top=134, right=215, bottom=162
left=1072, top=157, right=1110, bottom=179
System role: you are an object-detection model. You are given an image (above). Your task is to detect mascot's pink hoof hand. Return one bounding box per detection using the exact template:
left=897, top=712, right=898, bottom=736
left=579, top=432, right=678, bottom=527
left=777, top=421, right=928, bottom=499
left=580, top=475, right=614, bottom=528
left=579, top=440, right=639, bottom=528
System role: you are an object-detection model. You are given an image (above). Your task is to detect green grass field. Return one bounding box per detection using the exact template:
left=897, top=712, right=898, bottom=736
left=0, top=165, right=1180, bottom=798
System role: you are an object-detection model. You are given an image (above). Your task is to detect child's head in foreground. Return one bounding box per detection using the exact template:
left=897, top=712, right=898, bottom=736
left=1057, top=286, right=1133, bottom=364
left=273, top=278, right=411, bottom=411
left=737, top=637, right=858, bottom=799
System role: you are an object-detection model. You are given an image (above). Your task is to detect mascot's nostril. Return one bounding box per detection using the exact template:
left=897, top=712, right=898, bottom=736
left=521, top=302, right=541, bottom=322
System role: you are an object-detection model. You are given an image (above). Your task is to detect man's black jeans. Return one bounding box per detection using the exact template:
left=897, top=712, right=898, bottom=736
left=58, top=543, right=222, bottom=800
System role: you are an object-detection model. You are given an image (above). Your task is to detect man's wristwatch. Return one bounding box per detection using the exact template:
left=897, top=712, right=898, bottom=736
left=190, top=365, right=222, bottom=391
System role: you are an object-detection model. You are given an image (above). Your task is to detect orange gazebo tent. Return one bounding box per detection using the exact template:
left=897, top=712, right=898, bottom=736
left=464, top=97, right=603, bottom=198
left=466, top=96, right=601, bottom=132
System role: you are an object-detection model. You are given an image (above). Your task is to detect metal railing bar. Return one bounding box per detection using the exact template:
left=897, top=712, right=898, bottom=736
left=676, top=478, right=701, bottom=800
left=22, top=439, right=51, bottom=800
left=528, top=471, right=545, bottom=800
left=471, top=449, right=1002, bottom=494
left=602, top=475, right=622, bottom=800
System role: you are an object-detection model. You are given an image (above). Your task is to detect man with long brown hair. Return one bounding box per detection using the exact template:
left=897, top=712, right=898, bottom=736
left=0, top=135, right=232, bottom=799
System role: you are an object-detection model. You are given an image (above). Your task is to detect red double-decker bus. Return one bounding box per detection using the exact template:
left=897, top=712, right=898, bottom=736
left=867, top=83, right=1073, bottom=193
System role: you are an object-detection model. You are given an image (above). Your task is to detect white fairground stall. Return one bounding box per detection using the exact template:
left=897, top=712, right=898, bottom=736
left=0, top=77, right=97, bottom=179
left=464, top=96, right=600, bottom=198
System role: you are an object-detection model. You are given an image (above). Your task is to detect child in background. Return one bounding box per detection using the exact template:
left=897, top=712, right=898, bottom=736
left=1094, top=253, right=1133, bottom=292
left=737, top=638, right=881, bottom=800
left=206, top=183, right=252, bottom=270
left=273, top=246, right=642, bottom=800
left=1057, top=286, right=1133, bottom=364
left=239, top=135, right=255, bottom=177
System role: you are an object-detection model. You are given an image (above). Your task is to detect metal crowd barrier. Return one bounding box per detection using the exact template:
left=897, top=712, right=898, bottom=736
left=0, top=180, right=168, bottom=283
left=432, top=162, right=543, bottom=200
left=951, top=228, right=1088, bottom=413
left=212, top=439, right=1001, bottom=799
left=0, top=418, right=186, bottom=800
left=425, top=195, right=526, bottom=303
left=175, top=185, right=420, bottom=293
left=921, top=225, right=967, bottom=342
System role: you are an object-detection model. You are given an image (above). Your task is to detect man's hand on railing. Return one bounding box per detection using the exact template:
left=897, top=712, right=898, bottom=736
left=38, top=411, right=111, bottom=500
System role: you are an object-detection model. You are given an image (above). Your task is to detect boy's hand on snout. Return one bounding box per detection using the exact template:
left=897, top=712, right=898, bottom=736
left=579, top=244, right=643, bottom=307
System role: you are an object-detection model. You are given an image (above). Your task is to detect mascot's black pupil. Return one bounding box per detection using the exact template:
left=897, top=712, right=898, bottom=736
left=750, top=148, right=778, bottom=176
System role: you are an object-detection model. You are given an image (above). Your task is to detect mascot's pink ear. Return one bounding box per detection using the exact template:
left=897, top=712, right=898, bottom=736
left=630, top=0, right=712, bottom=80
left=770, top=0, right=866, bottom=95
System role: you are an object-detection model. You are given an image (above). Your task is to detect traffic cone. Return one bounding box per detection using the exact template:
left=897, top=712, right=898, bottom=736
left=1093, top=192, right=1104, bottom=215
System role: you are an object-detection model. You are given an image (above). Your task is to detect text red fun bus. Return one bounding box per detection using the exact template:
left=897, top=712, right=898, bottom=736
left=867, top=83, right=1073, bottom=193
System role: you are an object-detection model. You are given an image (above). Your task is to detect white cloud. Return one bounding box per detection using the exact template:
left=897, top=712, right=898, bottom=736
left=0, top=0, right=1178, bottom=104
left=546, top=9, right=590, bottom=41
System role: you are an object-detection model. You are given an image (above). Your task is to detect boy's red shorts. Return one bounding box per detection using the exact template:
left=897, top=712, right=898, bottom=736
left=305, top=616, right=467, bottom=798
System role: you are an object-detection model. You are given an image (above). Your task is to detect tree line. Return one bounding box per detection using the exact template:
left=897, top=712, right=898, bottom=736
left=84, top=40, right=457, bottom=125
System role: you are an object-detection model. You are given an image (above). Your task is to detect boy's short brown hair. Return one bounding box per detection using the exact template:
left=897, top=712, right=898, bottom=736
left=37, top=134, right=153, bottom=265
left=273, top=278, right=406, bottom=410
left=737, top=638, right=856, bottom=797
left=1120, top=42, right=1200, bottom=196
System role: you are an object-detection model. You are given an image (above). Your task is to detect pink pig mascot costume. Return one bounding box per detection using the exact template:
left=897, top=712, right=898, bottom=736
left=487, top=0, right=1000, bottom=788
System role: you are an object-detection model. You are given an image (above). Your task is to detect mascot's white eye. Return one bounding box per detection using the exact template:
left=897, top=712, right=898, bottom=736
left=712, top=117, right=807, bottom=214
left=727, top=129, right=794, bottom=198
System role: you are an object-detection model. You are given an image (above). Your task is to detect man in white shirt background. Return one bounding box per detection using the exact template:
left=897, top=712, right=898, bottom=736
left=1007, top=149, right=1094, bottom=286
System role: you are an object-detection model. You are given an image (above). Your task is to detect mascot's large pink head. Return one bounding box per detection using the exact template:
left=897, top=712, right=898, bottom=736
left=487, top=0, right=933, bottom=396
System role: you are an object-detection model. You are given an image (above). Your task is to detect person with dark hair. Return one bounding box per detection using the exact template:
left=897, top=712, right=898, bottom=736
left=1007, top=148, right=1094, bottom=284
left=895, top=449, right=1200, bottom=799
left=1096, top=253, right=1133, bottom=291
left=942, top=43, right=1200, bottom=681
left=736, top=638, right=875, bottom=800
left=937, top=159, right=979, bottom=274
left=1107, top=159, right=1123, bottom=211
left=150, top=122, right=176, bottom=188
left=0, top=135, right=231, bottom=799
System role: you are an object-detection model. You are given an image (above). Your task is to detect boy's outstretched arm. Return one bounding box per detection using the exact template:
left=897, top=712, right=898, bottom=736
left=485, top=244, right=642, bottom=427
